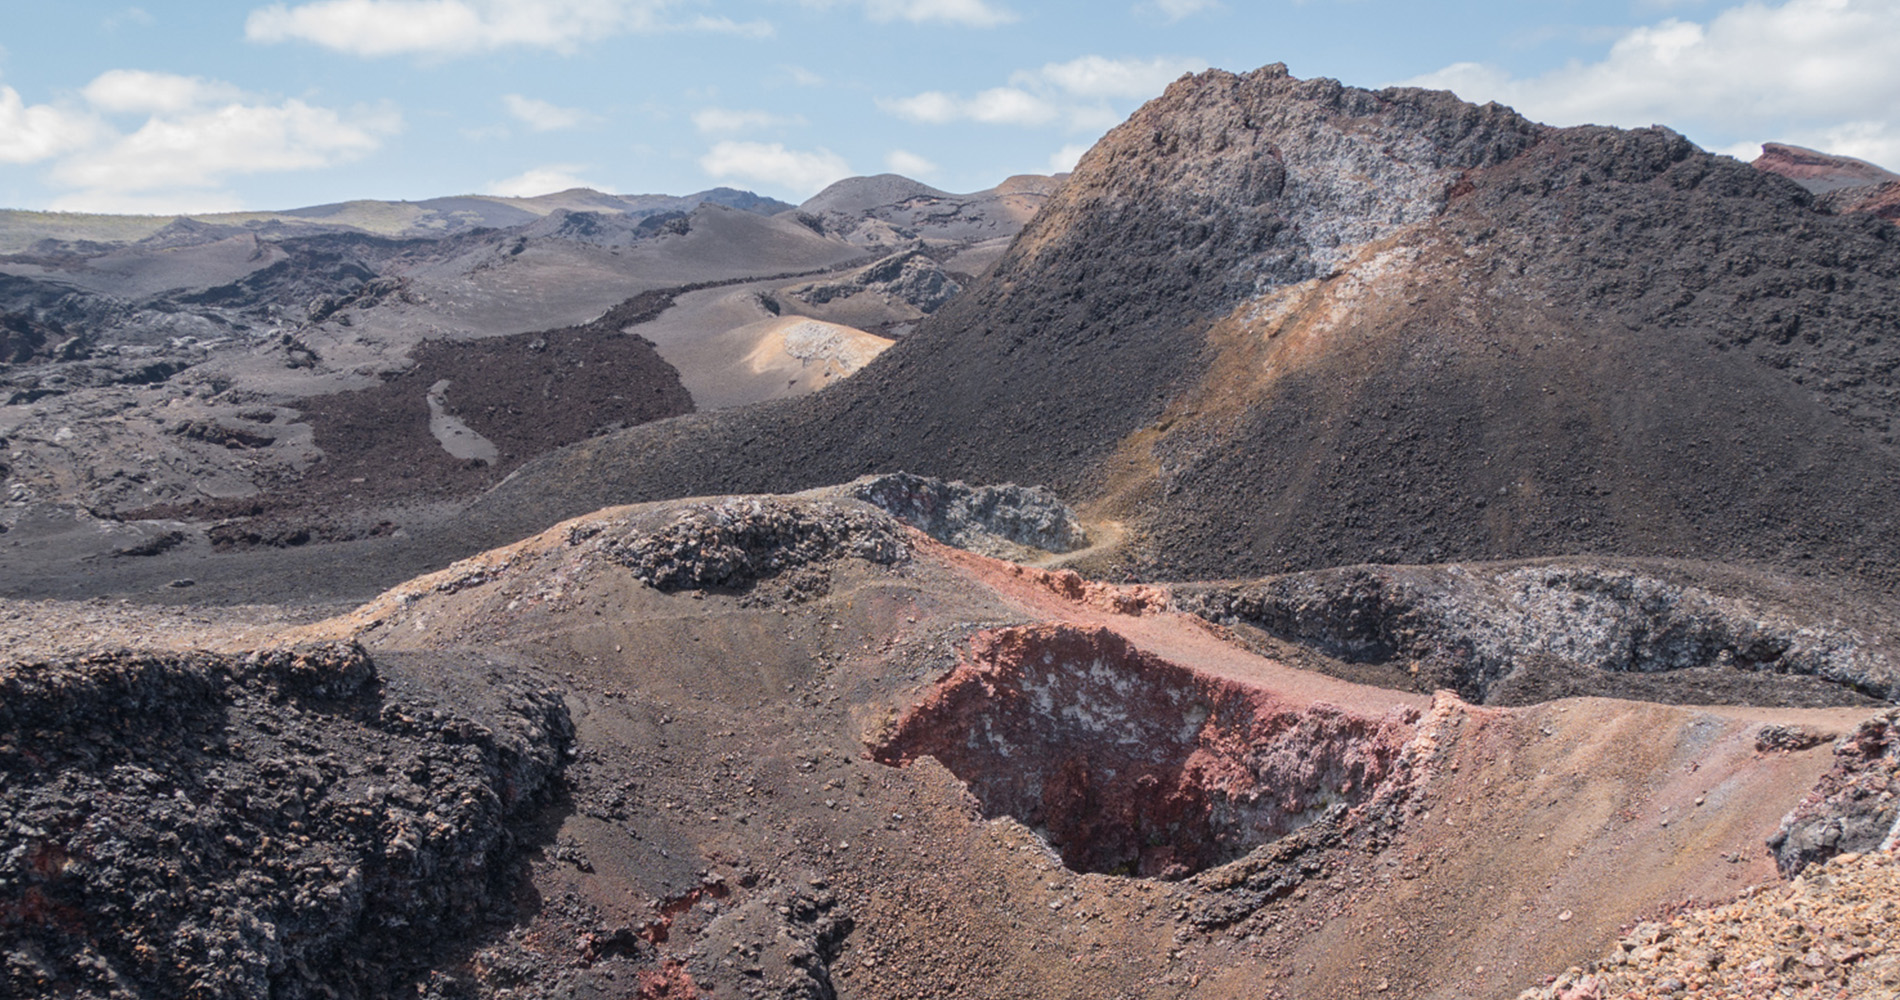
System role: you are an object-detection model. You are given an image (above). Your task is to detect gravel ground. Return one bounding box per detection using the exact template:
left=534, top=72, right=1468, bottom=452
left=1518, top=850, right=1900, bottom=1000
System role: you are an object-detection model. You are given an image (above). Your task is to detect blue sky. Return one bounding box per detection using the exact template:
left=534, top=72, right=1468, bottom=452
left=1, top=0, right=1896, bottom=214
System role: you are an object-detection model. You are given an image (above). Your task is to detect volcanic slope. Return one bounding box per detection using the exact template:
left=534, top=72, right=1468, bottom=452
left=469, top=63, right=1900, bottom=593
left=5, top=494, right=1889, bottom=1000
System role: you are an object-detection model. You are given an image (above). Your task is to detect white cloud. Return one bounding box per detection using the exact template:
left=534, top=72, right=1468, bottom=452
left=244, top=0, right=759, bottom=56
left=486, top=164, right=601, bottom=197
left=502, top=94, right=598, bottom=131
left=1402, top=0, right=1900, bottom=167
left=3, top=69, right=396, bottom=212
left=803, top=0, right=1013, bottom=27
left=885, top=149, right=938, bottom=177
left=685, top=14, right=773, bottom=36
left=861, top=0, right=1015, bottom=26
left=52, top=99, right=399, bottom=194
left=0, top=87, right=104, bottom=165
left=1022, top=55, right=1206, bottom=99
left=1046, top=143, right=1089, bottom=173
left=83, top=70, right=244, bottom=115
left=880, top=54, right=1203, bottom=131
left=691, top=107, right=805, bottom=134
left=880, top=88, right=1059, bottom=126
left=1141, top=0, right=1219, bottom=21
left=699, top=140, right=851, bottom=197
left=47, top=189, right=247, bottom=215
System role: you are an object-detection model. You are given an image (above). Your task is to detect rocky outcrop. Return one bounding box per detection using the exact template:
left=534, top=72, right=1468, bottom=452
left=1753, top=142, right=1899, bottom=194
left=1753, top=142, right=1900, bottom=224
left=0, top=309, right=65, bottom=365
left=585, top=496, right=911, bottom=593
left=685, top=881, right=853, bottom=1000
left=796, top=173, right=1059, bottom=247
left=830, top=472, right=1086, bottom=559
left=787, top=249, right=961, bottom=314
left=1769, top=711, right=1900, bottom=876
left=0, top=642, right=572, bottom=999
left=1175, top=562, right=1898, bottom=706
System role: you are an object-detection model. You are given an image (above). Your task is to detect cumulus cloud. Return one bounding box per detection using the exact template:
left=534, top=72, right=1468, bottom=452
left=1019, top=54, right=1205, bottom=99
left=245, top=0, right=767, bottom=56
left=50, top=190, right=248, bottom=215
left=880, top=88, right=1059, bottom=126
left=83, top=70, right=244, bottom=115
left=1402, top=0, right=1900, bottom=166
left=781, top=65, right=826, bottom=87
left=699, top=140, right=851, bottom=197
left=881, top=53, right=1204, bottom=130
left=691, top=107, right=806, bottom=133
left=685, top=14, right=774, bottom=36
left=885, top=149, right=938, bottom=177
left=502, top=94, right=598, bottom=131
left=1046, top=142, right=1090, bottom=174
left=23, top=69, right=400, bottom=212
left=486, top=163, right=601, bottom=197
left=53, top=100, right=399, bottom=195
left=0, top=88, right=105, bottom=165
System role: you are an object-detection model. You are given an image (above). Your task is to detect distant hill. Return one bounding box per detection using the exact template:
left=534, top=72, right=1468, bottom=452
left=0, top=187, right=796, bottom=253
left=0, top=171, right=1062, bottom=597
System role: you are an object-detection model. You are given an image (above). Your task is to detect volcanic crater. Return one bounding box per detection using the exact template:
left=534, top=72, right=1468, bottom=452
left=871, top=623, right=1417, bottom=878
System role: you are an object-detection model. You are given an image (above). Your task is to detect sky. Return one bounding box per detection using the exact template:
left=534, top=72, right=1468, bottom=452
left=0, top=0, right=1897, bottom=214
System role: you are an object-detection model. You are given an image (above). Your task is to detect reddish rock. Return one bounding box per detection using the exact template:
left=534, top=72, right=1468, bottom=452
left=870, top=623, right=1417, bottom=877
left=1753, top=142, right=1899, bottom=193
left=637, top=960, right=701, bottom=999
left=1768, top=710, right=1900, bottom=875
left=1753, top=142, right=1900, bottom=223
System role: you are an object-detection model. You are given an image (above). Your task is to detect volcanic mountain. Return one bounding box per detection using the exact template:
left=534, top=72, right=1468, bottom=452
left=447, top=64, right=1900, bottom=597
